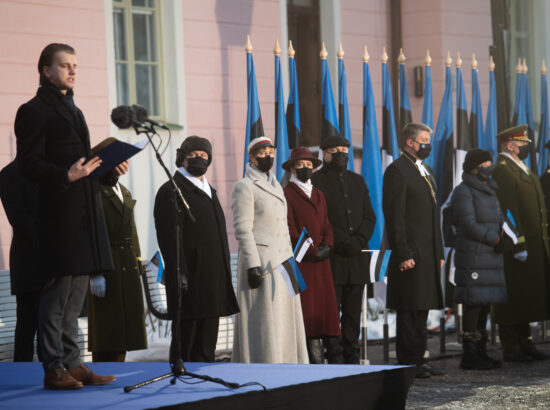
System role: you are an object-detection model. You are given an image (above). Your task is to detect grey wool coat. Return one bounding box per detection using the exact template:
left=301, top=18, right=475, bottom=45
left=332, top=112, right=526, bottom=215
left=231, top=163, right=308, bottom=364
left=451, top=173, right=507, bottom=306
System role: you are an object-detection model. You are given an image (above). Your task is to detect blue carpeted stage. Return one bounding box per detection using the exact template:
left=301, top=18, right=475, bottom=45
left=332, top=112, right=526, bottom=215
left=0, top=361, right=414, bottom=409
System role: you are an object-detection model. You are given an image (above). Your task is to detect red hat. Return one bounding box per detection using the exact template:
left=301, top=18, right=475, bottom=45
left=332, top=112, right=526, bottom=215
left=282, top=147, right=322, bottom=171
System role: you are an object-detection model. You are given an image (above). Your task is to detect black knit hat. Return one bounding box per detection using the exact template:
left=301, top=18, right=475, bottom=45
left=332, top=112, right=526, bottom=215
left=463, top=149, right=493, bottom=172
left=176, top=136, right=212, bottom=167
left=320, top=135, right=350, bottom=150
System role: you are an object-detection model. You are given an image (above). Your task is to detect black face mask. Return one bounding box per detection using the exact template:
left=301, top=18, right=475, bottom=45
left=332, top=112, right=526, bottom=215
left=517, top=144, right=530, bottom=160
left=326, top=151, right=348, bottom=172
left=185, top=157, right=209, bottom=176
left=295, top=167, right=313, bottom=183
left=415, top=143, right=432, bottom=160
left=476, top=165, right=492, bottom=182
left=255, top=155, right=273, bottom=172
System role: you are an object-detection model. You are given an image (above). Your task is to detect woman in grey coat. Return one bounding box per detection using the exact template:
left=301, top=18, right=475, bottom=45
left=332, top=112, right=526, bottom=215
left=231, top=136, right=308, bottom=364
left=451, top=149, right=513, bottom=370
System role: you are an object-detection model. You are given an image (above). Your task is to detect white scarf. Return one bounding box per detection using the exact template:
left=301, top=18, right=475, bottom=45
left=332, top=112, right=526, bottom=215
left=290, top=174, right=312, bottom=198
left=178, top=167, right=212, bottom=198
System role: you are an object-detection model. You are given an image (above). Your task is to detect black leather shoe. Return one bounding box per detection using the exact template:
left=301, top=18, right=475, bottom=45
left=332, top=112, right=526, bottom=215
left=422, top=363, right=446, bottom=376
left=415, top=364, right=431, bottom=379
left=520, top=339, right=550, bottom=361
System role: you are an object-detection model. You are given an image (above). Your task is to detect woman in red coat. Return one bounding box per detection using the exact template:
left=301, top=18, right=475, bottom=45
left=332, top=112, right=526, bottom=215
left=283, top=147, right=342, bottom=364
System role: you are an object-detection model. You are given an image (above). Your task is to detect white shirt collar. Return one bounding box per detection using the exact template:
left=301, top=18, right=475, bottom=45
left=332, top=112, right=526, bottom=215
left=414, top=158, right=428, bottom=177
left=290, top=174, right=312, bottom=198
left=501, top=152, right=529, bottom=174
left=111, top=182, right=124, bottom=202
left=178, top=167, right=212, bottom=198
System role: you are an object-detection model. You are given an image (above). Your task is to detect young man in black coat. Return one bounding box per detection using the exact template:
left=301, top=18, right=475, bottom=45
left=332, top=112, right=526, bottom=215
left=311, top=135, right=376, bottom=364
left=154, top=136, right=239, bottom=363
left=15, top=43, right=119, bottom=389
left=0, top=160, right=43, bottom=361
left=383, top=122, right=445, bottom=378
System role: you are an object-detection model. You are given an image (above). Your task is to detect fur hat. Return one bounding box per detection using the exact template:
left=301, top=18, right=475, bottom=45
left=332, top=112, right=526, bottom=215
left=176, top=136, right=212, bottom=167
left=463, top=149, right=493, bottom=172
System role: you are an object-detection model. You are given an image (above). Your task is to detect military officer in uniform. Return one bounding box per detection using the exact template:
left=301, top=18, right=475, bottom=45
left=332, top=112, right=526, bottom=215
left=540, top=140, right=550, bottom=238
left=492, top=124, right=550, bottom=362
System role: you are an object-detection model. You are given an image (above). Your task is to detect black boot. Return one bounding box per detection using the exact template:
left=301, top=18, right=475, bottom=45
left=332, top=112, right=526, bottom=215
left=306, top=338, right=325, bottom=364
left=323, top=336, right=344, bottom=364
left=477, top=329, right=502, bottom=369
left=519, top=338, right=550, bottom=360
left=460, top=331, right=493, bottom=370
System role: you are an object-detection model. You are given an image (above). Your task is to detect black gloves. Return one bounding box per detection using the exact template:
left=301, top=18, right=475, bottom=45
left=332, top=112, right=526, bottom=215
left=314, top=245, right=331, bottom=262
left=340, top=235, right=365, bottom=257
left=494, top=235, right=514, bottom=254
left=247, top=267, right=262, bottom=289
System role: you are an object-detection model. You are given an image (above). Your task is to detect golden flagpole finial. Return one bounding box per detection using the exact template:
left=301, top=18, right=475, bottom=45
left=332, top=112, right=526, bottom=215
left=471, top=53, right=478, bottom=70
left=456, top=52, right=462, bottom=68
left=382, top=47, right=388, bottom=63
left=425, top=49, right=432, bottom=66
left=320, top=42, right=328, bottom=59
left=274, top=39, right=281, bottom=56
left=445, top=51, right=452, bottom=67
left=516, top=58, right=522, bottom=73
left=288, top=40, right=295, bottom=58
left=362, top=46, right=370, bottom=63
left=245, top=35, right=253, bottom=53
left=398, top=48, right=406, bottom=64
left=489, top=55, right=495, bottom=71
left=522, top=58, right=528, bottom=74
left=542, top=59, right=547, bottom=75
left=337, top=42, right=344, bottom=59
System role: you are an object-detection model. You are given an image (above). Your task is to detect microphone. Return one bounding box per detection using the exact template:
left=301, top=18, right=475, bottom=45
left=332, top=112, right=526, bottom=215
left=111, top=105, right=150, bottom=130
left=132, top=104, right=170, bottom=130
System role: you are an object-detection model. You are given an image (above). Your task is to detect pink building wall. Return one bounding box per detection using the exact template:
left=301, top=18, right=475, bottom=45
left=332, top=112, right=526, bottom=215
left=0, top=0, right=494, bottom=268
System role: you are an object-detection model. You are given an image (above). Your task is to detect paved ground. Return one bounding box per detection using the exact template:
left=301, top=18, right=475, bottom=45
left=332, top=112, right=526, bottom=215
left=365, top=332, right=550, bottom=409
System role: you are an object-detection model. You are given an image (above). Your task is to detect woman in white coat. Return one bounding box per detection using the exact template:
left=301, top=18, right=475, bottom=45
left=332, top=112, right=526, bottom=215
left=231, top=136, right=308, bottom=364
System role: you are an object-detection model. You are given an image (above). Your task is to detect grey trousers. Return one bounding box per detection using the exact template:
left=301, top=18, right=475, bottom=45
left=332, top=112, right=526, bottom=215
left=38, top=275, right=88, bottom=372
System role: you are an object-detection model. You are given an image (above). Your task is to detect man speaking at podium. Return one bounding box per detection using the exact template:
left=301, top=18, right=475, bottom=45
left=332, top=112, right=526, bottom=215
left=15, top=43, right=120, bottom=390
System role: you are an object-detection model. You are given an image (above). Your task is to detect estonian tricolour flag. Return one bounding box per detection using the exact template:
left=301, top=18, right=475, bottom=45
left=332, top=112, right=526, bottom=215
left=538, top=61, right=550, bottom=175
left=275, top=257, right=307, bottom=297
left=293, top=227, right=314, bottom=263
left=484, top=56, right=498, bottom=160
left=364, top=249, right=392, bottom=306
left=455, top=54, right=472, bottom=189
left=146, top=250, right=165, bottom=285
left=381, top=48, right=399, bottom=169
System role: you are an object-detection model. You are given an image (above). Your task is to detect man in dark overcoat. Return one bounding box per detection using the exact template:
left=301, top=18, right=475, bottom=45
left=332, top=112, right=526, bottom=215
left=492, top=125, right=550, bottom=361
left=541, top=140, right=550, bottom=238
left=0, top=160, right=43, bottom=361
left=15, top=43, right=117, bottom=389
left=383, top=122, right=445, bottom=378
left=311, top=135, right=376, bottom=364
left=87, top=152, right=147, bottom=362
left=154, top=136, right=239, bottom=362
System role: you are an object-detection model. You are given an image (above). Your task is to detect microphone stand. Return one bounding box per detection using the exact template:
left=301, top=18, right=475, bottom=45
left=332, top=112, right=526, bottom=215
left=124, top=125, right=261, bottom=393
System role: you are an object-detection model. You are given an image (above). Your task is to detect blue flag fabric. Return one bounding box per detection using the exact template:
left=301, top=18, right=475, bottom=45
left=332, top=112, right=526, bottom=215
left=286, top=55, right=301, bottom=149
left=539, top=71, right=550, bottom=175
left=361, top=60, right=383, bottom=249
left=338, top=58, right=354, bottom=171
left=321, top=58, right=340, bottom=141
left=524, top=73, right=538, bottom=173
left=399, top=63, right=412, bottom=131
left=382, top=61, right=399, bottom=166
left=470, top=67, right=484, bottom=151
left=422, top=64, right=433, bottom=130
left=275, top=53, right=289, bottom=181
left=244, top=50, right=264, bottom=176
left=432, top=65, right=454, bottom=204
left=512, top=70, right=529, bottom=167
left=484, top=69, right=498, bottom=159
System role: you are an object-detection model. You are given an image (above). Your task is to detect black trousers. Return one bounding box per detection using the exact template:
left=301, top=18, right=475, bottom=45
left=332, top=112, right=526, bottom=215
left=170, top=317, right=220, bottom=363
left=462, top=305, right=490, bottom=333
left=38, top=275, right=88, bottom=372
left=396, top=310, right=429, bottom=365
left=14, top=290, right=42, bottom=362
left=334, top=284, right=364, bottom=363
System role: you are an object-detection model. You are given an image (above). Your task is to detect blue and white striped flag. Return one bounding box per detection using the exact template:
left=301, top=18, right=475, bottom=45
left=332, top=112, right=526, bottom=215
left=293, top=227, right=313, bottom=263
left=275, top=257, right=307, bottom=297
left=146, top=250, right=164, bottom=285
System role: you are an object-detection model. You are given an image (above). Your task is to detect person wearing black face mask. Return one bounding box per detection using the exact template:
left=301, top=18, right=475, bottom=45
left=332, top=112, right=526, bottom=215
left=450, top=149, right=511, bottom=370
left=154, top=135, right=239, bottom=363
left=383, top=122, right=446, bottom=378
left=282, top=147, right=342, bottom=364
left=311, top=135, right=376, bottom=364
left=491, top=124, right=550, bottom=362
left=231, top=136, right=308, bottom=364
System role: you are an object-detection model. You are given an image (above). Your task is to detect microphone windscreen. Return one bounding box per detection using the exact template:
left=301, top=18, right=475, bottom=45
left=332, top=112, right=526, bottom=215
left=132, top=104, right=149, bottom=123
left=111, top=105, right=134, bottom=129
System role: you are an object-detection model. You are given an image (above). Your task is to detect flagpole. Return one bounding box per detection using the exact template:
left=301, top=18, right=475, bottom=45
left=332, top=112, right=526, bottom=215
left=361, top=285, right=369, bottom=365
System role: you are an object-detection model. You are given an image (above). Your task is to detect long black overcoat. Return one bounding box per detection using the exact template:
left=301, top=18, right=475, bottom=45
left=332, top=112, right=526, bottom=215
left=383, top=153, right=444, bottom=310
left=0, top=161, right=42, bottom=294
left=541, top=169, right=550, bottom=238
left=154, top=172, right=239, bottom=321
left=311, top=166, right=376, bottom=285
left=451, top=173, right=507, bottom=306
left=14, top=84, right=113, bottom=277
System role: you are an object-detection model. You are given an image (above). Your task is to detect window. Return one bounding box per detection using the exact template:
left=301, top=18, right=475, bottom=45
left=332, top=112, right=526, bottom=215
left=113, top=0, right=164, bottom=118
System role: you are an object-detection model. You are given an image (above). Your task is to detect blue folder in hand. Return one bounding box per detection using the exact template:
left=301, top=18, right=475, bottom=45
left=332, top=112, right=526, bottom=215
left=89, top=137, right=148, bottom=179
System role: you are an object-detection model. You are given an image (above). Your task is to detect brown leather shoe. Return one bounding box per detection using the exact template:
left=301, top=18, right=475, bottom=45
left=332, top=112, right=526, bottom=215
left=44, top=368, right=84, bottom=390
left=69, top=364, right=116, bottom=386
